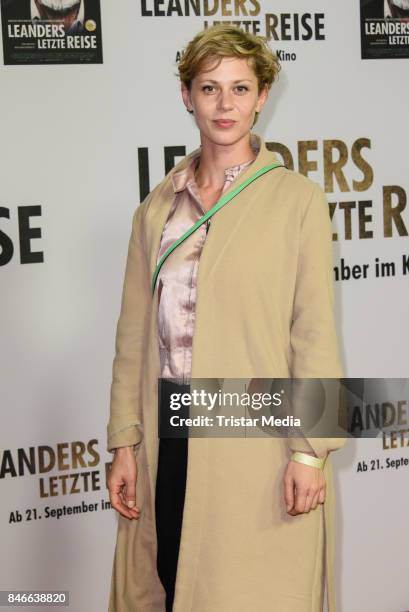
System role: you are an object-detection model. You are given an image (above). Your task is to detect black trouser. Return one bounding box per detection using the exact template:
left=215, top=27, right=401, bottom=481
left=155, top=379, right=189, bottom=612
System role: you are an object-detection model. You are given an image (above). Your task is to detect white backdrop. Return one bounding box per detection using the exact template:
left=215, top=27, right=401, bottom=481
left=1, top=1, right=408, bottom=611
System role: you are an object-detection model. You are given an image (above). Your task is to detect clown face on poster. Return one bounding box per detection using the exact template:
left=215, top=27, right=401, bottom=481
left=1, top=0, right=103, bottom=64
left=361, top=0, right=409, bottom=58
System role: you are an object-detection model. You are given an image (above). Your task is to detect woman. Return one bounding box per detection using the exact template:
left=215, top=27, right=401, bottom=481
left=107, top=24, right=346, bottom=612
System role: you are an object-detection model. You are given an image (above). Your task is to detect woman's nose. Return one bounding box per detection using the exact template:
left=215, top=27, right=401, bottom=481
left=217, top=89, right=234, bottom=110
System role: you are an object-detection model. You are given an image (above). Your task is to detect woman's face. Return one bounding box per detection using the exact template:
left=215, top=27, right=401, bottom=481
left=181, top=56, right=268, bottom=146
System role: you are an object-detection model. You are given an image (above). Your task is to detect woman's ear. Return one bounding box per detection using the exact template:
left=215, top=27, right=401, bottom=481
left=181, top=84, right=193, bottom=112
left=255, top=84, right=269, bottom=113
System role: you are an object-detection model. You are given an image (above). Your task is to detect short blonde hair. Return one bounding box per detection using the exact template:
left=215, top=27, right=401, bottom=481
left=177, top=24, right=280, bottom=125
left=178, top=23, right=281, bottom=125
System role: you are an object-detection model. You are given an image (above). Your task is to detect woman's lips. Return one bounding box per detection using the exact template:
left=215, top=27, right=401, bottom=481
left=213, top=120, right=236, bottom=128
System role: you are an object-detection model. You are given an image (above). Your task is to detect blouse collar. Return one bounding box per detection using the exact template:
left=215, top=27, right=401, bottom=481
left=172, top=132, right=260, bottom=194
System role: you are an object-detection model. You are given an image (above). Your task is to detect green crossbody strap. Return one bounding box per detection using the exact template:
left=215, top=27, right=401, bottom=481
left=151, top=161, right=284, bottom=295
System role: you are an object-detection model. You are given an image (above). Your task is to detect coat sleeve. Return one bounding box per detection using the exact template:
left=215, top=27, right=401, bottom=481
left=106, top=201, right=152, bottom=453
left=287, top=182, right=347, bottom=459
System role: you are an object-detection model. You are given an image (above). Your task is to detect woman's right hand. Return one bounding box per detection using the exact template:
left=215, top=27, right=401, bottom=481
left=108, top=446, right=141, bottom=520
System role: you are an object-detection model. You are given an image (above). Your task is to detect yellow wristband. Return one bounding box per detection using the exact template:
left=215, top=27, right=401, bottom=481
left=290, top=451, right=325, bottom=470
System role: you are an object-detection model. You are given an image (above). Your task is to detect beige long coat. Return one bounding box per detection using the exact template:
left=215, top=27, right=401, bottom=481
left=107, top=132, right=346, bottom=612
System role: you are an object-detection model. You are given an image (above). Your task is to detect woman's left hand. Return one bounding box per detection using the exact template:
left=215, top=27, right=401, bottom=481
left=283, top=452, right=328, bottom=516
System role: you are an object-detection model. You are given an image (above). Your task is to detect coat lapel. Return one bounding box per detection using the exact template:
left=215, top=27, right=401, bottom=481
left=144, top=148, right=198, bottom=284
left=145, top=133, right=282, bottom=291
left=192, top=135, right=282, bottom=286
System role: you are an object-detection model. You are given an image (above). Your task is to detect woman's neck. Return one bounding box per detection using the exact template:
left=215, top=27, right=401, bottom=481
left=194, top=132, right=256, bottom=190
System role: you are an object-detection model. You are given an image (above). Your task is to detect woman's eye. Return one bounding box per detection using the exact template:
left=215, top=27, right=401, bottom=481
left=201, top=85, right=248, bottom=93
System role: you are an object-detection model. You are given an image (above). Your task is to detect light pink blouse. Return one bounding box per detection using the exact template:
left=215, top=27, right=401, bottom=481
left=156, top=136, right=260, bottom=382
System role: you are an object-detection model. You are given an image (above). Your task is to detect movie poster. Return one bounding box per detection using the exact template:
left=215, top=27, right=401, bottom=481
left=360, top=0, right=409, bottom=58
left=1, top=0, right=103, bottom=65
